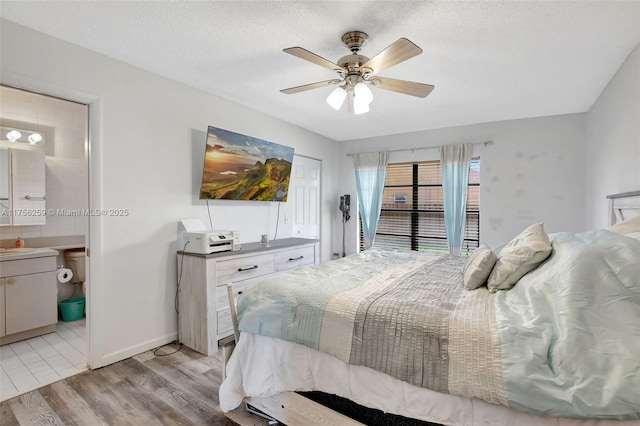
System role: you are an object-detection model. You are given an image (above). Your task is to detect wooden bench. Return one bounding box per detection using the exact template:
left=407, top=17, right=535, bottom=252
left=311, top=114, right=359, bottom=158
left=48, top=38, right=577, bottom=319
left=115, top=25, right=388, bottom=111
left=225, top=391, right=364, bottom=426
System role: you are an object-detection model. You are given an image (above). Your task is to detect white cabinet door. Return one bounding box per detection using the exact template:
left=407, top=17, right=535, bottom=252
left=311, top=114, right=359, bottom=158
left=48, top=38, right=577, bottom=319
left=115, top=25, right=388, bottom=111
left=290, top=155, right=321, bottom=239
left=11, top=149, right=46, bottom=226
left=5, top=272, right=57, bottom=335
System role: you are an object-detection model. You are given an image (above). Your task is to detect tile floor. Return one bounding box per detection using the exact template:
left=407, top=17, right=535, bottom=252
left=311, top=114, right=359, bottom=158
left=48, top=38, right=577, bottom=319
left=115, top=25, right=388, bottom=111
left=0, top=318, right=87, bottom=402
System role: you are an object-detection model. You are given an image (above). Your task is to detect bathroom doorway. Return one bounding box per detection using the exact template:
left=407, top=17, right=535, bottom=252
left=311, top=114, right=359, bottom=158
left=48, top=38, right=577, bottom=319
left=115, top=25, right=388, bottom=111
left=0, top=85, right=90, bottom=401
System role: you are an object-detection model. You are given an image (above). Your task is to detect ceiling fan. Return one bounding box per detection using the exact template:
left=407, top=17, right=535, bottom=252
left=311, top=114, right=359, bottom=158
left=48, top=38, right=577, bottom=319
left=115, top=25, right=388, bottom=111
left=280, top=31, right=434, bottom=115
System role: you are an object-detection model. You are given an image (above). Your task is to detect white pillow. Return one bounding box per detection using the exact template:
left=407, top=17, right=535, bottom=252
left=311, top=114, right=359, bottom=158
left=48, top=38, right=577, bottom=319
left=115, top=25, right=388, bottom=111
left=608, top=215, right=640, bottom=238
left=487, top=223, right=552, bottom=293
left=463, top=245, right=497, bottom=290
left=624, top=232, right=640, bottom=241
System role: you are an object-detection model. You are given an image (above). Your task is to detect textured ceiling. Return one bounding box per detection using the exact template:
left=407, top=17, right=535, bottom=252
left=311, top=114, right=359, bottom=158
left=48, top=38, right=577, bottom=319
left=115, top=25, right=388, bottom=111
left=1, top=1, right=639, bottom=141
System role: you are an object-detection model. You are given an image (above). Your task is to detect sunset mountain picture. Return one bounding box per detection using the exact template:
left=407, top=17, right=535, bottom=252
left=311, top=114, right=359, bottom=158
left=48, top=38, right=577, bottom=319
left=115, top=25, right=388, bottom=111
left=199, top=126, right=295, bottom=201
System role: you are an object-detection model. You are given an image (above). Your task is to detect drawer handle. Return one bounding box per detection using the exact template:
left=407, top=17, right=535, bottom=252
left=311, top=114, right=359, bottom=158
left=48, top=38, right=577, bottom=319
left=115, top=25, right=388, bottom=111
left=289, top=256, right=304, bottom=261
left=238, top=265, right=258, bottom=272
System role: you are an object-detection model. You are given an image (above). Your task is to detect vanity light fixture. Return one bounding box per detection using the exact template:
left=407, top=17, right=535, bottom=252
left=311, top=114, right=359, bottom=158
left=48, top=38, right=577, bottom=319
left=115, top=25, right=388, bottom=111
left=6, top=130, right=21, bottom=142
left=0, top=126, right=45, bottom=145
left=28, top=133, right=43, bottom=144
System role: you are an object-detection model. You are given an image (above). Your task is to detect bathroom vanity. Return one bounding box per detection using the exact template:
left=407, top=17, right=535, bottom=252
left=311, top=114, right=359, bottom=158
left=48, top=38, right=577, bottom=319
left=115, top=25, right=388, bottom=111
left=0, top=248, right=58, bottom=345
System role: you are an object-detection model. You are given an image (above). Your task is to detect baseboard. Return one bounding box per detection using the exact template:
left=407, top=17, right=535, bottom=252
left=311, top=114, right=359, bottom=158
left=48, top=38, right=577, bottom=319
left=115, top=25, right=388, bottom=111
left=92, top=331, right=178, bottom=368
left=0, top=324, right=57, bottom=346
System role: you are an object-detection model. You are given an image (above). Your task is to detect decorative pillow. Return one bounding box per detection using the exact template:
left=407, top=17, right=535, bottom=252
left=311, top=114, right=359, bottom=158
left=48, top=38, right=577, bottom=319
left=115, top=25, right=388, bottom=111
left=492, top=243, right=507, bottom=258
left=487, top=223, right=552, bottom=293
left=463, top=245, right=497, bottom=290
left=608, top=215, right=640, bottom=237
left=624, top=232, right=640, bottom=241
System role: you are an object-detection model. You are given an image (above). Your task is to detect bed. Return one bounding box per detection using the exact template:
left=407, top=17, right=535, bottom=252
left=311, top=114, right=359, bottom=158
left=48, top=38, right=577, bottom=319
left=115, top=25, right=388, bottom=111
left=219, top=192, right=640, bottom=426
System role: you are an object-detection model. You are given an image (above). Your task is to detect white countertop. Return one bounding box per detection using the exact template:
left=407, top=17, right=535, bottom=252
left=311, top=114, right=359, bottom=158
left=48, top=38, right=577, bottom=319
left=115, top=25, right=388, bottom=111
left=0, top=247, right=59, bottom=261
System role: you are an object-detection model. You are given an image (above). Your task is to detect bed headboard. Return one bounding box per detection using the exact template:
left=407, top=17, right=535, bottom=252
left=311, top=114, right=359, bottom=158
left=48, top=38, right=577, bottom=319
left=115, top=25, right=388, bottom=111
left=607, top=190, right=640, bottom=226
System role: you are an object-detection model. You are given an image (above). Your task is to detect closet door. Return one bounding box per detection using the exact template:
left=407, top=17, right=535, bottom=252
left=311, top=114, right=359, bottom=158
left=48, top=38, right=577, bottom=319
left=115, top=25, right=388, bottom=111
left=290, top=155, right=321, bottom=239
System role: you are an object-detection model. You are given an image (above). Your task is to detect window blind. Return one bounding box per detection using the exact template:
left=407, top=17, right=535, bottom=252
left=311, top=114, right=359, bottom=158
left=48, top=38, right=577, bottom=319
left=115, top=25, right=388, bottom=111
left=362, top=159, right=480, bottom=254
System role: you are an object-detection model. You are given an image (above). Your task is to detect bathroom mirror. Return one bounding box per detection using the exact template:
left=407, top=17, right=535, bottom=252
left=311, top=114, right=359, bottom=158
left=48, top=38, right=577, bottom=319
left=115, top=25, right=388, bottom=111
left=0, top=148, right=9, bottom=225
left=0, top=148, right=46, bottom=226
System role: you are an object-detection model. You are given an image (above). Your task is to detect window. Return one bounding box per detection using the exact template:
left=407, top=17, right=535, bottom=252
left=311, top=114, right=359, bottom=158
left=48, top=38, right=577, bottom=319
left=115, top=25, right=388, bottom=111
left=360, top=159, right=480, bottom=254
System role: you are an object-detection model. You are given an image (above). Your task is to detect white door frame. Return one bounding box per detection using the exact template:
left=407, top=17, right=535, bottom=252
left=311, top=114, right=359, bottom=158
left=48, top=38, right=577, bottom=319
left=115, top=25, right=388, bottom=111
left=0, top=77, right=100, bottom=369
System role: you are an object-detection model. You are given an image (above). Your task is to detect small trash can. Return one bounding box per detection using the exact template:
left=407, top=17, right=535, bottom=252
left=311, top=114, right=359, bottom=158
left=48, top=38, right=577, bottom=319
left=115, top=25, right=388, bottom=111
left=59, top=296, right=85, bottom=322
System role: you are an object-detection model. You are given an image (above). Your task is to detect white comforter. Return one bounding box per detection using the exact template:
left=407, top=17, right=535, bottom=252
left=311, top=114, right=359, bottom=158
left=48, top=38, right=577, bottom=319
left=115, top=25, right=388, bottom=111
left=220, top=333, right=639, bottom=426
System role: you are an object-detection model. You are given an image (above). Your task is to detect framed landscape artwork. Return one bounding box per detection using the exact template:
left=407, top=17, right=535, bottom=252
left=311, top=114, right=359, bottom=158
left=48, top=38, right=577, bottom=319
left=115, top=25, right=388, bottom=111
left=199, top=126, right=295, bottom=202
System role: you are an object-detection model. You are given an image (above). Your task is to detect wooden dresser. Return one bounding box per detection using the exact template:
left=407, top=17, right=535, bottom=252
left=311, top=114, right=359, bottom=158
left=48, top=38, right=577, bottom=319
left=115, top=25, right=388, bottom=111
left=177, top=237, right=319, bottom=355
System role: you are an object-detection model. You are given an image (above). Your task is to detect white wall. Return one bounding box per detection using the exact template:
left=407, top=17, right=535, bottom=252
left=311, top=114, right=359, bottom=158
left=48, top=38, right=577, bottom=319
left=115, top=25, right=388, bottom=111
left=1, top=20, right=340, bottom=368
left=585, top=43, right=640, bottom=229
left=338, top=114, right=587, bottom=253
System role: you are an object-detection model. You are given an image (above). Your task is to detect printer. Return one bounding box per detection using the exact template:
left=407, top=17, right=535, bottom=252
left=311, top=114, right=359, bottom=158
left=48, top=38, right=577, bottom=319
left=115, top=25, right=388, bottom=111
left=177, top=219, right=239, bottom=254
left=183, top=230, right=240, bottom=254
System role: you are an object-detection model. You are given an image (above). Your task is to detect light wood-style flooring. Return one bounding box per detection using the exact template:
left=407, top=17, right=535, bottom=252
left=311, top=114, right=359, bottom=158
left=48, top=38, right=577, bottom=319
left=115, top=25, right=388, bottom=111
left=0, top=343, right=250, bottom=425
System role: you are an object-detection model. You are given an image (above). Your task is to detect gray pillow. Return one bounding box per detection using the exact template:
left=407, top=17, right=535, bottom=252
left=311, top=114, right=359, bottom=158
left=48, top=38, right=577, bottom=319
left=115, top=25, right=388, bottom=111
left=463, top=245, right=497, bottom=290
left=487, top=223, right=552, bottom=293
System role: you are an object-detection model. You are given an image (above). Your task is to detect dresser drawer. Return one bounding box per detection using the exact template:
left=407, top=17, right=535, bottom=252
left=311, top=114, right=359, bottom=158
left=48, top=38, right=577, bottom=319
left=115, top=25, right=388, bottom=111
left=275, top=246, right=315, bottom=272
left=215, top=276, right=263, bottom=311
left=215, top=253, right=275, bottom=284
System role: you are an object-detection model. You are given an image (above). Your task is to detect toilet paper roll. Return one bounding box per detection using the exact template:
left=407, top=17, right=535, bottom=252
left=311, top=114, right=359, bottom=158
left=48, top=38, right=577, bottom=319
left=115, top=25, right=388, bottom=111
left=57, top=268, right=73, bottom=284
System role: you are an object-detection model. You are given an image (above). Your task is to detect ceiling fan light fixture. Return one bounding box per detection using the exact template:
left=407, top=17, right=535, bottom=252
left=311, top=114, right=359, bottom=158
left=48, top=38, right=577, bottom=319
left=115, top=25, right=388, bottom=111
left=354, top=82, right=373, bottom=105
left=326, top=86, right=347, bottom=110
left=282, top=31, right=433, bottom=115
left=353, top=96, right=370, bottom=115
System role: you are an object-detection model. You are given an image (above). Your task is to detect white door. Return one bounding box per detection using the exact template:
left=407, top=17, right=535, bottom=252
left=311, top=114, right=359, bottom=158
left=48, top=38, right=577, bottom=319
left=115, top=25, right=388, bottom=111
left=290, top=155, right=321, bottom=239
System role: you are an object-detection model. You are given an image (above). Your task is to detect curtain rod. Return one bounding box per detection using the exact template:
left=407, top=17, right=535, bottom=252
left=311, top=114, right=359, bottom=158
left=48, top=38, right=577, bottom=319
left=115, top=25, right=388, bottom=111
left=345, top=140, right=493, bottom=157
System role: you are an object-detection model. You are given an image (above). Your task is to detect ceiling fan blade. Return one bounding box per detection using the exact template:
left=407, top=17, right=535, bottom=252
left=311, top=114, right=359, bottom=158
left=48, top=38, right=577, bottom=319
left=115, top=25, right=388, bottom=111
left=280, top=79, right=341, bottom=94
left=373, top=77, right=434, bottom=98
left=360, top=38, right=422, bottom=76
left=283, top=47, right=344, bottom=73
